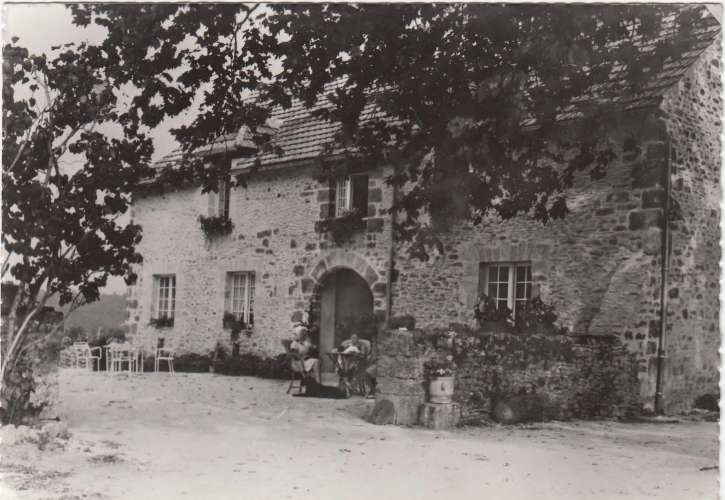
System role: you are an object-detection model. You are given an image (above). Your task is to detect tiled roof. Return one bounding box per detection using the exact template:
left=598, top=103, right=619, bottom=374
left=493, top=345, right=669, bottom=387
left=155, top=5, right=720, bottom=172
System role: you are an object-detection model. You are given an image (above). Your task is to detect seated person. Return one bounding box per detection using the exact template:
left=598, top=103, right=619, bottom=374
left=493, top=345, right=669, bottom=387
left=288, top=326, right=321, bottom=384
left=339, top=333, right=371, bottom=357
left=339, top=333, right=376, bottom=397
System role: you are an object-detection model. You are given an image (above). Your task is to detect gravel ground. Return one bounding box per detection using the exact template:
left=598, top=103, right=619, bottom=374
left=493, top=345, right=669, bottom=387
left=0, top=368, right=719, bottom=500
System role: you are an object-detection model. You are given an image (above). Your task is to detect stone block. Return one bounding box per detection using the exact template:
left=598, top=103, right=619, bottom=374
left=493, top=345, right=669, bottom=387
left=629, top=210, right=663, bottom=230
left=631, top=162, right=665, bottom=188
left=646, top=142, right=667, bottom=161
left=372, top=282, right=387, bottom=296
left=364, top=266, right=378, bottom=284
left=418, top=402, right=461, bottom=429
left=606, top=191, right=630, bottom=203
left=368, top=188, right=383, bottom=203
left=317, top=189, right=331, bottom=202
left=319, top=204, right=332, bottom=219
left=642, top=227, right=662, bottom=255
left=366, top=218, right=384, bottom=233
left=386, top=396, right=424, bottom=425
left=642, top=189, right=665, bottom=209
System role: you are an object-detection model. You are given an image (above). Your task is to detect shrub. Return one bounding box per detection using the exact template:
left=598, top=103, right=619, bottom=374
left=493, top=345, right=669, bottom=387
left=474, top=294, right=512, bottom=325
left=389, top=314, right=416, bottom=330
left=314, top=209, right=364, bottom=244
left=513, top=296, right=562, bottom=335
left=213, top=352, right=290, bottom=379
left=149, top=316, right=174, bottom=328
left=198, top=215, right=233, bottom=239
left=694, top=393, right=719, bottom=412
left=1, top=329, right=63, bottom=425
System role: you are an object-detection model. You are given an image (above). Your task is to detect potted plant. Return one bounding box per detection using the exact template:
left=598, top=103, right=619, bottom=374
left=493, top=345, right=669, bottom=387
left=513, top=296, right=558, bottom=335
left=424, top=357, right=457, bottom=404
left=474, top=294, right=512, bottom=332
left=149, top=315, right=174, bottom=328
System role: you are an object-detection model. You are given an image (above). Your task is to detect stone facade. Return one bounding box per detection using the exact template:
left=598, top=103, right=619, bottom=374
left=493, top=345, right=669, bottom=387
left=659, top=38, right=722, bottom=412
left=125, top=163, right=394, bottom=356
left=126, top=37, right=720, bottom=414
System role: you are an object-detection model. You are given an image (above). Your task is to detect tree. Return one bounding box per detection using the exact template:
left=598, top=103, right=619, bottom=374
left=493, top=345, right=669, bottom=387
left=70, top=4, right=712, bottom=258
left=1, top=38, right=153, bottom=420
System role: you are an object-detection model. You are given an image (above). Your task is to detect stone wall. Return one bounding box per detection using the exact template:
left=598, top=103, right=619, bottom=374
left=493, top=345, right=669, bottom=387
left=659, top=36, right=722, bottom=412
left=126, top=163, right=394, bottom=356
left=377, top=328, right=641, bottom=426
left=391, top=111, right=671, bottom=410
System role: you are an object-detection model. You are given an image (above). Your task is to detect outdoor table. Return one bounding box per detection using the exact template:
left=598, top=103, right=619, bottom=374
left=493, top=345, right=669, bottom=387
left=326, top=351, right=365, bottom=398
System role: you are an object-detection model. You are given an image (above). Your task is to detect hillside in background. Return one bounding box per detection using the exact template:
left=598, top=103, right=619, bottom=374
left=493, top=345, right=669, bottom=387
left=48, top=293, right=127, bottom=337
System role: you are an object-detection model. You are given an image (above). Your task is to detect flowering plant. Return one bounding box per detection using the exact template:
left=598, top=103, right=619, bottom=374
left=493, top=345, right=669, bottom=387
left=474, top=294, right=512, bottom=323
left=424, top=356, right=456, bottom=378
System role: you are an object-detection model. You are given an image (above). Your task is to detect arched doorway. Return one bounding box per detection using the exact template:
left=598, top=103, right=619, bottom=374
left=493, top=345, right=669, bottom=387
left=318, top=268, right=374, bottom=372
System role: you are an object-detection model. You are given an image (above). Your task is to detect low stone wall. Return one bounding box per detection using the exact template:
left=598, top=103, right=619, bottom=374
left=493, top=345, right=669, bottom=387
left=376, top=328, right=641, bottom=425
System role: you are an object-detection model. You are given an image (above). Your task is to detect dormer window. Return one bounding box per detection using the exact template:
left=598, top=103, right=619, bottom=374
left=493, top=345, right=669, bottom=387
left=329, top=174, right=368, bottom=218
left=208, top=177, right=230, bottom=218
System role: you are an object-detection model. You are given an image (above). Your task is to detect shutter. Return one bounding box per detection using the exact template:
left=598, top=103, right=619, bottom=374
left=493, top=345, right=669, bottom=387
left=223, top=272, right=232, bottom=315
left=207, top=189, right=218, bottom=217
left=328, top=178, right=337, bottom=218
left=223, top=179, right=230, bottom=218
left=170, top=275, right=177, bottom=319
left=150, top=276, right=159, bottom=319
left=478, top=263, right=487, bottom=295
left=247, top=273, right=255, bottom=326
left=352, top=175, right=369, bottom=215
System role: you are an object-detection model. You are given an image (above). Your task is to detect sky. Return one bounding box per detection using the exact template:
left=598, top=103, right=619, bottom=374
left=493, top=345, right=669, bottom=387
left=2, top=3, right=192, bottom=163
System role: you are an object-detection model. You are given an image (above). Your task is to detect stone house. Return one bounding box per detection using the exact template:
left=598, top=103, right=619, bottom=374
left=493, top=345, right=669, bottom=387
left=125, top=9, right=721, bottom=413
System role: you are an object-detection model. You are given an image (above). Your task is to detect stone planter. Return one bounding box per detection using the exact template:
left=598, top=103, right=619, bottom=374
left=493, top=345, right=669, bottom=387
left=428, top=376, right=455, bottom=404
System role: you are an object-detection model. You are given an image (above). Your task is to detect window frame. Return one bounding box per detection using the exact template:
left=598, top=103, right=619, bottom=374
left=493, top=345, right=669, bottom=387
left=335, top=176, right=352, bottom=217
left=329, top=173, right=369, bottom=219
left=155, top=274, right=176, bottom=320
left=225, top=271, right=255, bottom=326
left=217, top=177, right=230, bottom=219
left=480, top=262, right=532, bottom=317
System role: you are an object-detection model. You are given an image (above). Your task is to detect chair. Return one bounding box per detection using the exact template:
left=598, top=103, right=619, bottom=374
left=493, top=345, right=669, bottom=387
left=72, top=342, right=102, bottom=371
left=154, top=338, right=175, bottom=374
left=354, top=339, right=376, bottom=397
left=283, top=341, right=315, bottom=394
left=108, top=342, right=136, bottom=373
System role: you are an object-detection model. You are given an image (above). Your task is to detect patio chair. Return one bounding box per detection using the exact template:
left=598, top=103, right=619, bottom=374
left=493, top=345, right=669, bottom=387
left=108, top=342, right=136, bottom=373
left=72, top=342, right=102, bottom=371
left=154, top=338, right=175, bottom=374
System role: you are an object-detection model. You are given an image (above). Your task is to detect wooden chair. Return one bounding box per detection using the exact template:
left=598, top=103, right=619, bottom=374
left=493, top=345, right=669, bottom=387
left=354, top=339, right=376, bottom=397
left=154, top=338, right=175, bottom=374
left=283, top=340, right=314, bottom=394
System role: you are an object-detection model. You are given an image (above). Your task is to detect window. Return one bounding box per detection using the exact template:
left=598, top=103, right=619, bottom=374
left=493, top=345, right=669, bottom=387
left=479, top=262, right=532, bottom=316
left=217, top=178, right=230, bottom=218
left=208, top=177, right=230, bottom=218
left=329, top=174, right=368, bottom=218
left=154, top=275, right=176, bottom=319
left=225, top=272, right=255, bottom=326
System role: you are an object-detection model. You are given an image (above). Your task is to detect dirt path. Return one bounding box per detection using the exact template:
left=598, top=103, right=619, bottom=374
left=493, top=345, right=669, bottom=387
left=1, top=369, right=719, bottom=500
